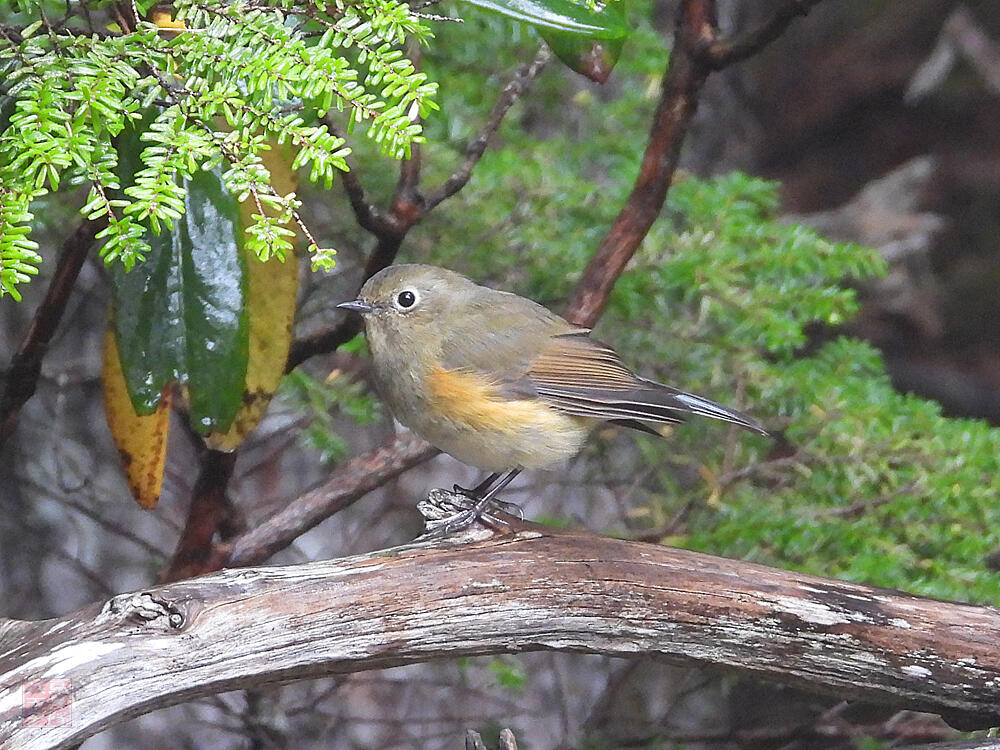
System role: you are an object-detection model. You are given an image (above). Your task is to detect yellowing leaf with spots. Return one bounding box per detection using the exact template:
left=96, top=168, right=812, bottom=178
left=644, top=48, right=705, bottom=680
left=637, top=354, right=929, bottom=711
left=206, top=141, right=300, bottom=451
left=102, top=328, right=170, bottom=509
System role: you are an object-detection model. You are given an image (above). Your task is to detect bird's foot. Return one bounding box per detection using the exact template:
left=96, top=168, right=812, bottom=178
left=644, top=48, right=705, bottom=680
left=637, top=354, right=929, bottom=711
left=483, top=497, right=524, bottom=519
left=423, top=506, right=487, bottom=537
left=421, top=492, right=521, bottom=538
left=449, top=485, right=524, bottom=519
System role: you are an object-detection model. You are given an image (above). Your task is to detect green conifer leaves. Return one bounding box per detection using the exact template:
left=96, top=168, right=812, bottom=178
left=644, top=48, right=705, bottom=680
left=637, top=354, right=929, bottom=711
left=0, top=0, right=439, bottom=297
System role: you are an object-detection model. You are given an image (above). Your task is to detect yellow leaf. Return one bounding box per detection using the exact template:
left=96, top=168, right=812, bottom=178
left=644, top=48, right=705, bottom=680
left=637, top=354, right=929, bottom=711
left=205, top=141, right=299, bottom=451
left=102, top=328, right=170, bottom=509
left=699, top=463, right=722, bottom=508
left=150, top=7, right=186, bottom=32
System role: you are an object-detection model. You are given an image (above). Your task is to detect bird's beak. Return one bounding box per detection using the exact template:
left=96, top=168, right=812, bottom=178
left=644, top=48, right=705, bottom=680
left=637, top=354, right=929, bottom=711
left=337, top=299, right=374, bottom=314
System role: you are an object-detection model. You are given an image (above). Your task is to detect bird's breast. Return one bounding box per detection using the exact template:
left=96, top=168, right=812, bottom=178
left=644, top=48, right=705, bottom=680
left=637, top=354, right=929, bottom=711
left=393, top=365, right=591, bottom=472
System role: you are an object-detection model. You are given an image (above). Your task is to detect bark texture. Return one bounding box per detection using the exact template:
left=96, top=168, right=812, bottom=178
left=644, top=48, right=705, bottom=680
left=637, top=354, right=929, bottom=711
left=2, top=492, right=999, bottom=750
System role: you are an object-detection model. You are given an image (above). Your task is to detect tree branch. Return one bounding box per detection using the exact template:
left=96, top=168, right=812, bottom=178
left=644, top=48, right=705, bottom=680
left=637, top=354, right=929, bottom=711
left=703, top=0, right=824, bottom=69
left=424, top=45, right=552, bottom=212
left=216, top=433, right=438, bottom=569
left=0, top=218, right=104, bottom=447
left=3, top=495, right=999, bottom=750
left=320, top=115, right=390, bottom=235
left=161, top=449, right=239, bottom=583
left=565, top=0, right=822, bottom=326
left=565, top=0, right=718, bottom=326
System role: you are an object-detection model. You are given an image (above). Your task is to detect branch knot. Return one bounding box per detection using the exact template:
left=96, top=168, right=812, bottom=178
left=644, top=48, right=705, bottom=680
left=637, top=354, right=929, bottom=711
left=97, top=592, right=186, bottom=632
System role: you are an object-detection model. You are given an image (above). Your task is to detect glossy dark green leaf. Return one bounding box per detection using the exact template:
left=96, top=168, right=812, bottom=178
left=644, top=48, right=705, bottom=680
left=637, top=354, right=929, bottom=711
left=542, top=29, right=625, bottom=82
left=458, top=0, right=627, bottom=38
left=109, top=118, right=249, bottom=435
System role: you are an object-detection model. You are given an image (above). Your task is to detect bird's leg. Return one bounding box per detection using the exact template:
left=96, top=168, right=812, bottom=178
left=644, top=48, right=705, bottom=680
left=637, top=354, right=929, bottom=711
left=451, top=472, right=522, bottom=516
left=431, top=469, right=522, bottom=534
left=468, top=468, right=521, bottom=517
left=453, top=472, right=500, bottom=499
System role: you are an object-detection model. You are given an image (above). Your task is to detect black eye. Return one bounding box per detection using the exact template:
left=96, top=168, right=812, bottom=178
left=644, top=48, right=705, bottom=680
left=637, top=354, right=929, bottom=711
left=396, top=290, right=417, bottom=309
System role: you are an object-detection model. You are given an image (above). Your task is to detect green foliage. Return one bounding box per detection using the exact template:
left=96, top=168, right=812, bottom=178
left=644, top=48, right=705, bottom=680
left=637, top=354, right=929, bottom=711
left=324, top=3, right=1000, bottom=607
left=0, top=184, right=40, bottom=300
left=0, top=0, right=439, bottom=296
left=598, top=176, right=1000, bottom=604
left=487, top=655, right=528, bottom=692
left=283, top=367, right=382, bottom=464
left=685, top=336, right=1000, bottom=604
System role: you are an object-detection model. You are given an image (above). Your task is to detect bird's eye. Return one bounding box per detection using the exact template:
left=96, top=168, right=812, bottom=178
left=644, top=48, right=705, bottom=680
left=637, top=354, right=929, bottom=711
left=395, top=289, right=418, bottom=309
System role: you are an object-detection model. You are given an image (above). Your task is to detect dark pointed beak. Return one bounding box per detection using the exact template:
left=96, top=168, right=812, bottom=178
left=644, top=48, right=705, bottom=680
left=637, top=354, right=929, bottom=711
left=337, top=299, right=374, bottom=314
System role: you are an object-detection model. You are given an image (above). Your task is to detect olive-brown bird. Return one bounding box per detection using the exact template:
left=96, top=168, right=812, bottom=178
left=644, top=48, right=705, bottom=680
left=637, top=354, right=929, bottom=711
left=338, top=264, right=768, bottom=529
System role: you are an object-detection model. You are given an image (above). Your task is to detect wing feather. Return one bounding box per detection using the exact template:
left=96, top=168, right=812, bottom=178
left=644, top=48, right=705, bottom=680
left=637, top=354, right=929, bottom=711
left=528, top=333, right=768, bottom=436
left=437, top=300, right=769, bottom=437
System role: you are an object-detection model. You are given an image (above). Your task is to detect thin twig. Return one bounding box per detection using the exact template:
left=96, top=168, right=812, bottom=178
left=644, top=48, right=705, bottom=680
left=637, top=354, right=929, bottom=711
left=807, top=481, right=921, bottom=520
left=424, top=45, right=552, bottom=212
left=213, top=433, right=438, bottom=569
left=0, top=218, right=104, bottom=447
left=704, top=0, right=823, bottom=68
left=320, top=115, right=390, bottom=235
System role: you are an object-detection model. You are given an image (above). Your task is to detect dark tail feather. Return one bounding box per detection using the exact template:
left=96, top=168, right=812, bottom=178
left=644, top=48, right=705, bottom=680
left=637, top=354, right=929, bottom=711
left=651, top=382, right=770, bottom=436
left=608, top=418, right=673, bottom=436
left=537, top=381, right=770, bottom=437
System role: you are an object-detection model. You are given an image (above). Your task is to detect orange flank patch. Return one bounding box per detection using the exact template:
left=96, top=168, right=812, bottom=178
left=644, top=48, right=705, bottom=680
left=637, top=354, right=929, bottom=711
left=427, top=366, right=562, bottom=434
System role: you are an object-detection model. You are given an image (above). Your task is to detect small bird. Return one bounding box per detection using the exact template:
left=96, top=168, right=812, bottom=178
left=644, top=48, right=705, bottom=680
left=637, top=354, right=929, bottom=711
left=338, top=264, right=768, bottom=529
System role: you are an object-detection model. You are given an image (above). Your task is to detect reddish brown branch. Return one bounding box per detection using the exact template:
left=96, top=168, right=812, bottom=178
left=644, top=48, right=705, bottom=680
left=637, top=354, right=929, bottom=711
left=565, top=0, right=821, bottom=326
left=704, top=0, right=823, bottom=68
left=214, top=433, right=438, bottom=569
left=161, top=449, right=238, bottom=582
left=0, top=218, right=104, bottom=447
left=392, top=143, right=423, bottom=225
left=565, top=0, right=718, bottom=326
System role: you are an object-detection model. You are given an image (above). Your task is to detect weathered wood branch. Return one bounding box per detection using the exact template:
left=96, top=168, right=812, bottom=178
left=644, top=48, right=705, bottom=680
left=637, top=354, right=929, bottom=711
left=2, top=491, right=999, bottom=750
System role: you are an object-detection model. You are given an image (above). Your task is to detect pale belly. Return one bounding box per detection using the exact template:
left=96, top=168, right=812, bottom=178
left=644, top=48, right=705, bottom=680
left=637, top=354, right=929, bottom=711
left=372, top=356, right=594, bottom=472
left=414, top=407, right=593, bottom=473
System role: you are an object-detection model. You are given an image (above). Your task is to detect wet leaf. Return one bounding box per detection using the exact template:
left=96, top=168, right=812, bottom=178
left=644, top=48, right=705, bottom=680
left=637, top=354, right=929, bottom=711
left=459, top=0, right=627, bottom=38
left=109, top=116, right=249, bottom=435
left=542, top=31, right=625, bottom=82
left=206, top=144, right=300, bottom=450
left=102, top=329, right=170, bottom=508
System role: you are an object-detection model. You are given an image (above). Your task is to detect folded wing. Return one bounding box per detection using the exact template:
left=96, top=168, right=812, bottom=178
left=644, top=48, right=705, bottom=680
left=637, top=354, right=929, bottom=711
left=528, top=333, right=769, bottom=436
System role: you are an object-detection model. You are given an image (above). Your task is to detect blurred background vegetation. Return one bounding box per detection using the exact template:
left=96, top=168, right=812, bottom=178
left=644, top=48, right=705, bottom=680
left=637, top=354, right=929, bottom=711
left=2, top=0, right=1000, bottom=748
